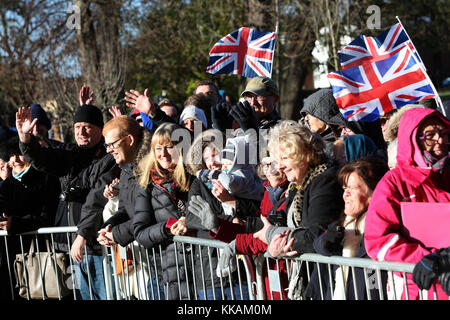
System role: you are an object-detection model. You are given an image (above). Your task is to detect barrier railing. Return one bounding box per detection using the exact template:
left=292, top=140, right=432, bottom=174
left=0, top=228, right=255, bottom=301
left=2, top=227, right=447, bottom=301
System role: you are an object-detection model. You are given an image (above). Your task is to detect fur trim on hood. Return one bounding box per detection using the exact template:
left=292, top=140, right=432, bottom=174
left=383, top=104, right=425, bottom=143
left=186, top=129, right=225, bottom=175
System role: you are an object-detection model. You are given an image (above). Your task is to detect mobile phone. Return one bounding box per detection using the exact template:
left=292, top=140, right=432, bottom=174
left=0, top=216, right=8, bottom=222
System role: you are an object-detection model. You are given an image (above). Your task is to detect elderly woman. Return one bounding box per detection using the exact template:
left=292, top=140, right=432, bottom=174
left=305, top=158, right=389, bottom=300
left=364, top=108, right=450, bottom=300
left=133, top=122, right=193, bottom=300
left=253, top=121, right=344, bottom=299
left=0, top=136, right=60, bottom=233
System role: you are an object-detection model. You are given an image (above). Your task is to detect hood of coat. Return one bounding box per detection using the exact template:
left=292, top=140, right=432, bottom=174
left=186, top=129, right=225, bottom=175
left=223, top=133, right=258, bottom=173
left=397, top=107, right=450, bottom=169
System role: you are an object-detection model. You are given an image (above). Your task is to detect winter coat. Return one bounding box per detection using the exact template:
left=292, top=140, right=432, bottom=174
left=101, top=163, right=140, bottom=246
left=0, top=166, right=60, bottom=234
left=288, top=165, right=345, bottom=255
left=300, top=89, right=348, bottom=156
left=305, top=226, right=388, bottom=300
left=19, top=135, right=116, bottom=253
left=76, top=162, right=121, bottom=254
left=133, top=176, right=192, bottom=300
left=0, top=166, right=61, bottom=299
left=98, top=128, right=153, bottom=247
left=217, top=134, right=265, bottom=201
left=364, top=108, right=450, bottom=300
left=234, top=179, right=290, bottom=300
left=185, top=177, right=261, bottom=290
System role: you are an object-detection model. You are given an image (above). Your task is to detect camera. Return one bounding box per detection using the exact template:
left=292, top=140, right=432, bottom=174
left=267, top=209, right=287, bottom=227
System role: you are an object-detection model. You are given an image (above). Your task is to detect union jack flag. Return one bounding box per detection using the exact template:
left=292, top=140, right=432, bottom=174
left=206, top=27, right=276, bottom=78
left=328, top=46, right=437, bottom=121
left=338, top=23, right=423, bottom=70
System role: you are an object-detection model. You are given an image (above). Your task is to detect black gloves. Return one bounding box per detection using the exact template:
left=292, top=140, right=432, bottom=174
left=413, top=248, right=450, bottom=290
left=439, top=272, right=450, bottom=296
left=229, top=100, right=259, bottom=132
left=322, top=223, right=345, bottom=255
left=211, top=102, right=233, bottom=132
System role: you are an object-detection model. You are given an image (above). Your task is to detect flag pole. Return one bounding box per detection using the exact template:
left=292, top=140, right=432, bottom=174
left=396, top=16, right=426, bottom=71
left=396, top=16, right=445, bottom=116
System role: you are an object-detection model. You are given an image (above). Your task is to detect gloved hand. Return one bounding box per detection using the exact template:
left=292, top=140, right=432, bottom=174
left=229, top=100, right=259, bottom=132
left=187, top=195, right=219, bottom=233
left=211, top=102, right=233, bottom=132
left=438, top=272, right=450, bottom=296
left=413, top=249, right=450, bottom=290
left=217, top=240, right=237, bottom=278
left=322, top=223, right=345, bottom=255
left=196, top=169, right=221, bottom=182
left=413, top=252, right=441, bottom=290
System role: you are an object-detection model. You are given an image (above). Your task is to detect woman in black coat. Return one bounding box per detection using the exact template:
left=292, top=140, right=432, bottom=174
left=133, top=122, right=193, bottom=300
left=0, top=137, right=60, bottom=300
left=304, top=158, right=389, bottom=300
left=254, top=122, right=345, bottom=299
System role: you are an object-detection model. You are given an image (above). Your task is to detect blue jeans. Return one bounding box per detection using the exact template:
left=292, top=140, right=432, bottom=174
left=197, top=285, right=249, bottom=300
left=73, top=255, right=108, bottom=300
left=147, top=275, right=166, bottom=300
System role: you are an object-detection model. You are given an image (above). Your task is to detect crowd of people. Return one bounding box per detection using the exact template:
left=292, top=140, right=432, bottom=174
left=0, top=76, right=449, bottom=301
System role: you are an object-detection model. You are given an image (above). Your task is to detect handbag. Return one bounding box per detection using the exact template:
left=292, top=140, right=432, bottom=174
left=13, top=237, right=71, bottom=299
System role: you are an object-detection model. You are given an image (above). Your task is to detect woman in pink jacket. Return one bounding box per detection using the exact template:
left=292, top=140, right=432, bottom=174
left=364, top=107, right=450, bottom=300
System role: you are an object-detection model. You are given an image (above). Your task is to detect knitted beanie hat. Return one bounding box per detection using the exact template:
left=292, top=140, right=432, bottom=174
left=73, top=104, right=104, bottom=128
left=30, top=104, right=52, bottom=129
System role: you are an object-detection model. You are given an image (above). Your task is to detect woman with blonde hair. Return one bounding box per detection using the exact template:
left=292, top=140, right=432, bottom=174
left=133, top=122, right=193, bottom=300
left=254, top=121, right=344, bottom=299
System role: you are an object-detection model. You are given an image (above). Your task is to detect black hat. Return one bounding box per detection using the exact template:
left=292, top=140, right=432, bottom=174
left=30, top=104, right=52, bottom=129
left=73, top=104, right=104, bottom=128
left=0, top=136, right=22, bottom=161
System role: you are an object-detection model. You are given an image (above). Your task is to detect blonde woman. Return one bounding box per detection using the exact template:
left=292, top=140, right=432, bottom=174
left=254, top=121, right=344, bottom=299
left=133, top=122, right=193, bottom=300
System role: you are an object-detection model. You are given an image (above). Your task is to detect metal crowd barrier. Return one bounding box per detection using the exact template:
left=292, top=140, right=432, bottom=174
left=255, top=253, right=449, bottom=300
left=0, top=227, right=255, bottom=300
left=1, top=227, right=447, bottom=301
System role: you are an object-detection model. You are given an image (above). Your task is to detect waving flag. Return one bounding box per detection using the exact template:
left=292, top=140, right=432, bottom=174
left=328, top=46, right=437, bottom=121
left=338, top=23, right=423, bottom=70
left=206, top=27, right=276, bottom=78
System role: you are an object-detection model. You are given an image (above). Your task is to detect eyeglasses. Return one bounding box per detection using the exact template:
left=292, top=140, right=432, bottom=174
left=243, top=94, right=268, bottom=104
left=261, top=161, right=278, bottom=172
left=104, top=136, right=127, bottom=150
left=419, top=128, right=450, bottom=146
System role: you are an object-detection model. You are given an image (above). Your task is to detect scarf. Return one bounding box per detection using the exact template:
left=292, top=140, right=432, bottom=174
left=287, top=163, right=328, bottom=228
left=333, top=213, right=366, bottom=300
left=266, top=180, right=288, bottom=206
left=12, top=165, right=31, bottom=182
left=151, top=169, right=186, bottom=215
left=422, top=151, right=450, bottom=174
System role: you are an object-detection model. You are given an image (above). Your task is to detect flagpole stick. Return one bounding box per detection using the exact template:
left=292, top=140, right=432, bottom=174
left=396, top=16, right=427, bottom=71
left=396, top=16, right=445, bottom=116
